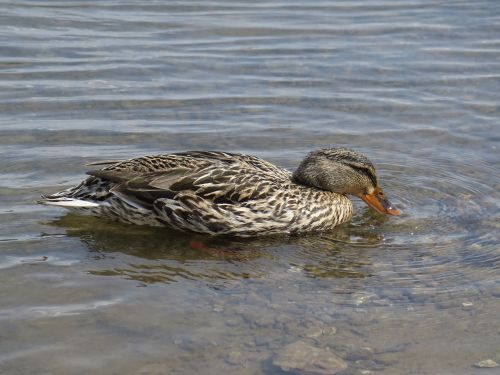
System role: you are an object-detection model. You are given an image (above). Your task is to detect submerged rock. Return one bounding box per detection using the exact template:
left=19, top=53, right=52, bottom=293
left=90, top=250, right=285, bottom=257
left=473, top=359, right=498, bottom=368
left=461, top=301, right=474, bottom=310
left=225, top=350, right=243, bottom=365
left=303, top=322, right=337, bottom=338
left=273, top=341, right=348, bottom=374
left=345, top=346, right=374, bottom=361
left=490, top=285, right=500, bottom=298
left=303, top=325, right=324, bottom=338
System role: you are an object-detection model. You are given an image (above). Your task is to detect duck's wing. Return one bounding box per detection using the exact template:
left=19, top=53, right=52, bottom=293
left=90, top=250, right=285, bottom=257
left=86, top=153, right=290, bottom=210
left=172, top=151, right=291, bottom=180
left=88, top=151, right=291, bottom=181
left=85, top=160, right=125, bottom=167
left=92, top=163, right=282, bottom=210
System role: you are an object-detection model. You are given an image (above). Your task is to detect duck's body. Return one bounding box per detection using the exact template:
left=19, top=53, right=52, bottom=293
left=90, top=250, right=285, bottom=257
left=40, top=149, right=399, bottom=236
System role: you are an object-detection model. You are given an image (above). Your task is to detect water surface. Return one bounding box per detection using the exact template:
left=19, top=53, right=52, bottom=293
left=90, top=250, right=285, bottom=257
left=1, top=1, right=499, bottom=374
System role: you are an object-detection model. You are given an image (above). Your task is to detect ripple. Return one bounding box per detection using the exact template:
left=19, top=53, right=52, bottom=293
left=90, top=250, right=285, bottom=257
left=0, top=298, right=123, bottom=320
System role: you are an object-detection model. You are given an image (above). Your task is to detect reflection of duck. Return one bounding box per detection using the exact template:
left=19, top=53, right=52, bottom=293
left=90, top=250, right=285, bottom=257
left=40, top=148, right=399, bottom=236
left=52, top=214, right=264, bottom=262
left=50, top=214, right=376, bottom=284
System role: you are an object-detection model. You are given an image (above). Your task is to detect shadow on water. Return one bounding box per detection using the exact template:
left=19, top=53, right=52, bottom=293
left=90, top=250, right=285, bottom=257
left=47, top=212, right=389, bottom=284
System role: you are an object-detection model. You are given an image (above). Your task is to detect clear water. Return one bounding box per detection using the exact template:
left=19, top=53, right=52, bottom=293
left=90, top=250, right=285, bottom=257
left=1, top=1, right=499, bottom=374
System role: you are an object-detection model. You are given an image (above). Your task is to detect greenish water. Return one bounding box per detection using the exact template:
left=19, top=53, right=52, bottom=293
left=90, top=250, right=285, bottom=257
left=1, top=1, right=499, bottom=374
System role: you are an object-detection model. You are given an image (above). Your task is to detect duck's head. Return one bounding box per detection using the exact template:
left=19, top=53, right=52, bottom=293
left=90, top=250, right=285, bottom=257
left=293, top=148, right=400, bottom=215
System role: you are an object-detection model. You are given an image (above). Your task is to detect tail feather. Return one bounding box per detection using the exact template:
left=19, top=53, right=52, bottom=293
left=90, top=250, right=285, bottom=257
left=39, top=195, right=100, bottom=208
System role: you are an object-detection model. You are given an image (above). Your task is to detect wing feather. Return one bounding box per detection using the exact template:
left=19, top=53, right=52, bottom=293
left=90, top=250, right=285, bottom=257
left=83, top=151, right=291, bottom=210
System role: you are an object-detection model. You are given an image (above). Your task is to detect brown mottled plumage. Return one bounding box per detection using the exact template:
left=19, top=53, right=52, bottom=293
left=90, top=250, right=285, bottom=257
left=39, top=148, right=400, bottom=236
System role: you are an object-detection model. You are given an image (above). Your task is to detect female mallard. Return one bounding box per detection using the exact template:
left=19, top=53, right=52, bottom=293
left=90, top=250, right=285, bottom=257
left=40, top=148, right=400, bottom=236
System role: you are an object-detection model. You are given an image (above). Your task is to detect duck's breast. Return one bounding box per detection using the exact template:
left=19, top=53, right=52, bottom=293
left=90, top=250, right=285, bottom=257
left=284, top=189, right=353, bottom=233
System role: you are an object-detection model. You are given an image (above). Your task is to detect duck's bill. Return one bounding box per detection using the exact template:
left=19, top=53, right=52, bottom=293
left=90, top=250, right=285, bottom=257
left=361, top=191, right=401, bottom=216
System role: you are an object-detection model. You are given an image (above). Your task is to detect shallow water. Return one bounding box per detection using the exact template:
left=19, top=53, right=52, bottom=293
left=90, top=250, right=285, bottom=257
left=1, top=1, right=499, bottom=374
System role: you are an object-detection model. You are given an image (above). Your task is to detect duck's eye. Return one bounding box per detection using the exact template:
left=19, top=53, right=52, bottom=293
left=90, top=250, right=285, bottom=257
left=378, top=191, right=385, bottom=198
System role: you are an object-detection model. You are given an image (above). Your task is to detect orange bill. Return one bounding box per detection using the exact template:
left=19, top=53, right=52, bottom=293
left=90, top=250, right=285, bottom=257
left=361, top=188, right=401, bottom=216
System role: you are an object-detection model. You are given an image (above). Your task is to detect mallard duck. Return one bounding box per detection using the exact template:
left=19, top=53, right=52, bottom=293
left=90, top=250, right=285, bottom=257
left=40, top=148, right=400, bottom=236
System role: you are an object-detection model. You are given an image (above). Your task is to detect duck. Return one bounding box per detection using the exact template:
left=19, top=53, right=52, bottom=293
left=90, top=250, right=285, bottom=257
left=39, top=148, right=400, bottom=236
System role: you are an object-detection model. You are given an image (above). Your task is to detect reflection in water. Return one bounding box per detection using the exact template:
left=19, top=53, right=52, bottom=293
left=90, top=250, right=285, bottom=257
left=50, top=213, right=381, bottom=284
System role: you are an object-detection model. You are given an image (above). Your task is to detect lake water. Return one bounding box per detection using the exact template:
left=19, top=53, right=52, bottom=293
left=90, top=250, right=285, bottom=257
left=1, top=1, right=499, bottom=374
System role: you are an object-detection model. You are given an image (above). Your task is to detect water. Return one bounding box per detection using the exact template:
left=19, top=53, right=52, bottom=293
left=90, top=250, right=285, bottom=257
left=1, top=1, right=499, bottom=374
